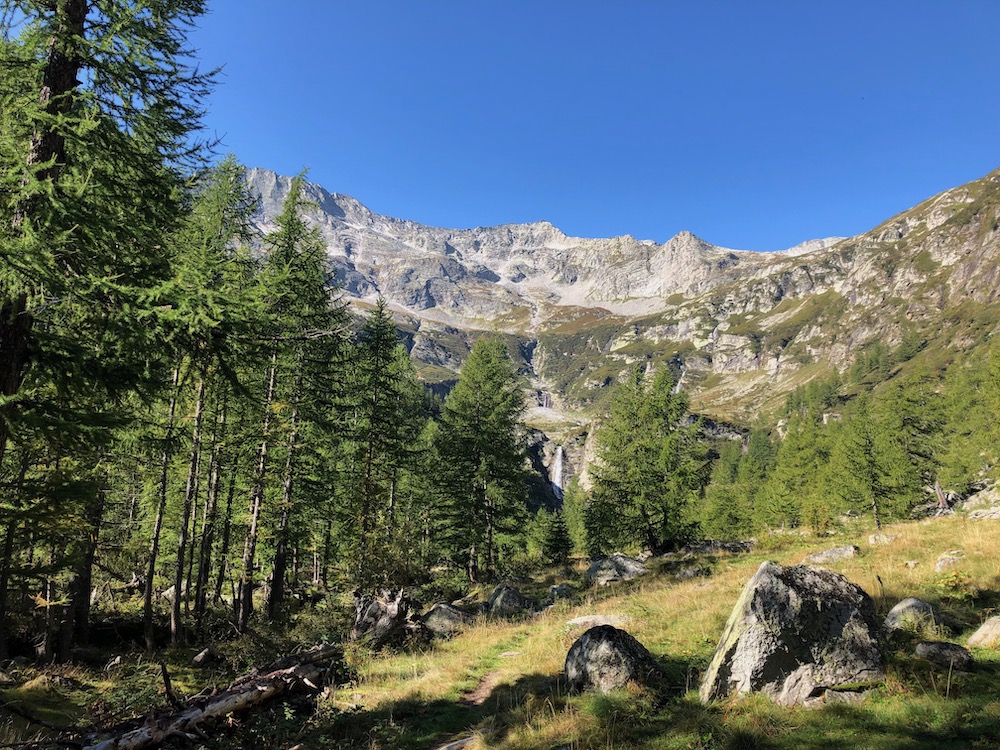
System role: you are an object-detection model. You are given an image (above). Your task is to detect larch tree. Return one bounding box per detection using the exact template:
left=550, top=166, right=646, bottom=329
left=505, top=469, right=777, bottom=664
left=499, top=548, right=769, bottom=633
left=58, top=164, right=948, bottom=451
left=432, top=337, right=526, bottom=582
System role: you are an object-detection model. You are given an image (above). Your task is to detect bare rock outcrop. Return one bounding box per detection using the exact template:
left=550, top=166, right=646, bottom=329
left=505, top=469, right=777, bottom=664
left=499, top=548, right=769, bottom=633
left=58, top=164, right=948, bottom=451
left=564, top=625, right=661, bottom=693
left=699, top=561, right=884, bottom=706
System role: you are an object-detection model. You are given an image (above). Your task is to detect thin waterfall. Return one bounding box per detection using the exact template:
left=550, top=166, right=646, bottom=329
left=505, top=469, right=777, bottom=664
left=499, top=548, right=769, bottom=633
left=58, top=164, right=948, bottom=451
left=551, top=445, right=565, bottom=499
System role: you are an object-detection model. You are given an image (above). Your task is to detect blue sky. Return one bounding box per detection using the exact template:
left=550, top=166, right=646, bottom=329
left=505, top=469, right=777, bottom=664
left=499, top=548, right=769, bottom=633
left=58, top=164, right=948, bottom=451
left=191, top=2, right=1000, bottom=250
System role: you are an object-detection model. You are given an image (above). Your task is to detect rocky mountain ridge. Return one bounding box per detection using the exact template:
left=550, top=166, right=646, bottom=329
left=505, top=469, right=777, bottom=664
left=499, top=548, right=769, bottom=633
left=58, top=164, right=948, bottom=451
left=247, top=167, right=1000, bottom=440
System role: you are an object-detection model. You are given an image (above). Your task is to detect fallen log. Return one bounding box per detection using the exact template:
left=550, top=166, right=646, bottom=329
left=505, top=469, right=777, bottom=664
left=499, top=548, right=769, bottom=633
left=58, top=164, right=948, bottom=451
left=80, top=643, right=342, bottom=750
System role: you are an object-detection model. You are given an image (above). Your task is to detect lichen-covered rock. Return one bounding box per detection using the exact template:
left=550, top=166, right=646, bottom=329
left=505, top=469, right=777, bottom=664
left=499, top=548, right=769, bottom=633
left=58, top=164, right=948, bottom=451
left=699, top=561, right=884, bottom=706
left=884, top=598, right=941, bottom=632
left=935, top=550, right=964, bottom=572
left=487, top=584, right=534, bottom=617
left=585, top=554, right=647, bottom=587
left=802, top=545, right=859, bottom=565
left=868, top=534, right=897, bottom=546
left=420, top=603, right=471, bottom=636
left=915, top=641, right=974, bottom=671
left=968, top=507, right=1000, bottom=521
left=967, top=616, right=1000, bottom=648
left=564, top=625, right=661, bottom=692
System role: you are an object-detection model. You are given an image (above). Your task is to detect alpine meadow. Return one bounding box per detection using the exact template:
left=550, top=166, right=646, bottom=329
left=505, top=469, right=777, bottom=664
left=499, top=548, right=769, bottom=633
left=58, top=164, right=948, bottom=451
left=2, top=3, right=1000, bottom=750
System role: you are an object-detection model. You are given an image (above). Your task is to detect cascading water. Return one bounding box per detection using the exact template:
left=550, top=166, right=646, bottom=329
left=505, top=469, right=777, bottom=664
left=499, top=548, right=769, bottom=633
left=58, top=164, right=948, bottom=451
left=551, top=445, right=565, bottom=499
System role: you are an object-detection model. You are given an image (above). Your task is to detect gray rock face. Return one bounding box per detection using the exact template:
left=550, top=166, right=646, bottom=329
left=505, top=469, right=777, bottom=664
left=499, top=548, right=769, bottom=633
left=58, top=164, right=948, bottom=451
left=420, top=603, right=471, bottom=637
left=487, top=584, right=534, bottom=617
left=548, top=584, right=573, bottom=602
left=884, top=598, right=941, bottom=632
left=564, top=625, right=661, bottom=693
left=699, top=561, right=884, bottom=706
left=967, top=616, right=1000, bottom=648
left=802, top=545, right=859, bottom=565
left=915, top=641, right=974, bottom=671
left=586, top=554, right=648, bottom=587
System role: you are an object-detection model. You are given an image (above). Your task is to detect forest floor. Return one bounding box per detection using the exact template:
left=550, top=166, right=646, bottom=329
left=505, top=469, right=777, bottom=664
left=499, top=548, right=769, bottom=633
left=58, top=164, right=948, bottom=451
left=4, top=514, right=1000, bottom=749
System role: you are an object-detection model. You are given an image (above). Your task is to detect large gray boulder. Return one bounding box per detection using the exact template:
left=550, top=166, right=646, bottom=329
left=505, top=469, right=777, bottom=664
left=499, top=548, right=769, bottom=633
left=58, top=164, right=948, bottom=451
left=699, top=561, right=884, bottom=706
left=564, top=625, right=661, bottom=692
left=967, top=616, right=1000, bottom=649
left=487, top=584, right=534, bottom=617
left=586, top=554, right=647, bottom=587
left=883, top=598, right=941, bottom=632
left=420, top=603, right=471, bottom=637
left=802, top=545, right=859, bottom=565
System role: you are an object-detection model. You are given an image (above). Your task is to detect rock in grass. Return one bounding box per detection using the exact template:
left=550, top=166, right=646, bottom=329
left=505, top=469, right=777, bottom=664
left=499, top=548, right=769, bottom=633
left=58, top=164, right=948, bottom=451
left=699, top=561, right=884, bottom=706
left=868, top=533, right=897, bottom=546
left=564, top=625, right=661, bottom=692
left=883, top=598, right=941, bottom=632
left=585, top=554, right=647, bottom=587
left=487, top=584, right=534, bottom=617
left=915, top=641, right=974, bottom=671
left=802, top=545, right=859, bottom=565
left=935, top=550, right=964, bottom=572
left=967, top=616, right=1000, bottom=649
left=420, top=603, right=471, bottom=637
left=968, top=507, right=1000, bottom=521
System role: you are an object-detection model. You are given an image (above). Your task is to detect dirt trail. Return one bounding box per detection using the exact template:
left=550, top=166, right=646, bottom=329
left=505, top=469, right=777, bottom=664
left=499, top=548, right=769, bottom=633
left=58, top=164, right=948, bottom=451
left=460, top=669, right=504, bottom=706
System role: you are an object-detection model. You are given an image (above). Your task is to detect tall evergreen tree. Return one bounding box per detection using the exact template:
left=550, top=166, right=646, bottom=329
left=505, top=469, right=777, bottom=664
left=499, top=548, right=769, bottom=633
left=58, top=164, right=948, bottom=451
left=586, top=366, right=710, bottom=554
left=432, top=337, right=526, bottom=582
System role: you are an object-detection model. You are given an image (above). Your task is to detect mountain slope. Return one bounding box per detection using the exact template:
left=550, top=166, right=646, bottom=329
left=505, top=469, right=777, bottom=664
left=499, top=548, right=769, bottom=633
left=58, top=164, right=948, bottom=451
left=247, top=167, right=1000, bottom=426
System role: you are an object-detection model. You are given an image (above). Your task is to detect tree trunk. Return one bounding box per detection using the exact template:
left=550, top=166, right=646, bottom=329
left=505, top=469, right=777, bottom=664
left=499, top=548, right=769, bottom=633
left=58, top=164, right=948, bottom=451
left=213, top=454, right=239, bottom=605
left=172, top=373, right=205, bottom=643
left=61, top=483, right=107, bottom=658
left=195, top=389, right=227, bottom=629
left=0, top=452, right=31, bottom=659
left=144, top=365, right=180, bottom=652
left=267, top=377, right=301, bottom=620
left=237, top=350, right=278, bottom=633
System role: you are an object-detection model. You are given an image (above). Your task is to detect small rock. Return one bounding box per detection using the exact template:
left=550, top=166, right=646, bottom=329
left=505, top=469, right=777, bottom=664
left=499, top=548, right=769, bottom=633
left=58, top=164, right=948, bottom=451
left=104, top=655, right=123, bottom=671
left=548, top=584, right=572, bottom=602
left=967, top=616, right=1000, bottom=648
left=566, top=614, right=630, bottom=629
left=499, top=651, right=520, bottom=658
left=968, top=507, right=1000, bottom=521
left=487, top=584, right=534, bottom=617
left=884, top=598, right=941, bottom=632
left=677, top=566, right=711, bottom=580
left=192, top=646, right=221, bottom=667
left=683, top=540, right=754, bottom=555
left=585, top=554, right=647, bottom=587
left=915, top=641, right=974, bottom=672
left=802, top=545, right=860, bottom=565
left=564, top=625, right=661, bottom=693
left=421, top=603, right=471, bottom=637
left=935, top=550, right=964, bottom=572
left=868, top=533, right=896, bottom=546
left=904, top=560, right=919, bottom=569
